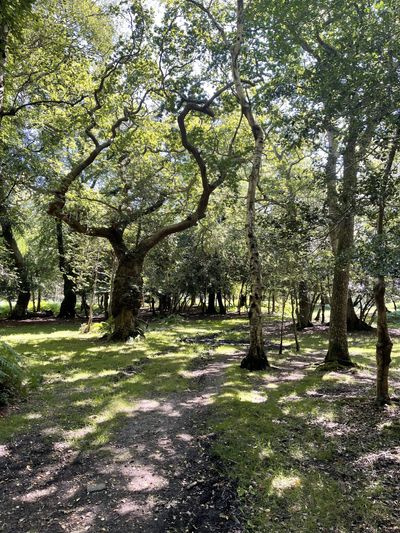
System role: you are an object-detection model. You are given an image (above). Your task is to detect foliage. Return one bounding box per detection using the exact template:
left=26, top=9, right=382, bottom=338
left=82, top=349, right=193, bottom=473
left=0, top=341, right=25, bottom=405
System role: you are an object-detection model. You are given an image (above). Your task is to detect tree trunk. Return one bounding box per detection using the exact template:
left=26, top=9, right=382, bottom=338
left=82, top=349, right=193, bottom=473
left=279, top=293, right=288, bottom=355
left=0, top=218, right=31, bottom=319
left=373, top=126, right=399, bottom=405
left=230, top=0, right=268, bottom=370
left=206, top=287, right=217, bottom=314
left=374, top=276, right=392, bottom=406
left=291, top=291, right=300, bottom=352
left=347, top=293, right=372, bottom=331
left=325, top=130, right=358, bottom=366
left=104, top=292, right=109, bottom=320
left=110, top=253, right=144, bottom=341
left=217, top=289, right=226, bottom=315
left=321, top=293, right=326, bottom=324
left=297, top=281, right=313, bottom=329
left=56, top=221, right=76, bottom=318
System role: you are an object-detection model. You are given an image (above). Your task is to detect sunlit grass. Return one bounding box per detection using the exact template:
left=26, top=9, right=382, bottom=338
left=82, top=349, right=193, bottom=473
left=0, top=317, right=218, bottom=446
left=0, top=313, right=399, bottom=531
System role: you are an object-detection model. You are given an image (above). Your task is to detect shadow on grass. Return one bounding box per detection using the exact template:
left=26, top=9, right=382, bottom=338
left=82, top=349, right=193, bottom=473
left=210, top=326, right=400, bottom=532
left=0, top=317, right=399, bottom=532
left=0, top=318, right=241, bottom=533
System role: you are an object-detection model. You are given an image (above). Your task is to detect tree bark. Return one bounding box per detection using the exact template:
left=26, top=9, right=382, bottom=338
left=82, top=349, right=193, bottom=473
left=347, top=293, right=372, bottom=331
left=325, top=129, right=358, bottom=366
left=297, top=281, right=313, bottom=329
left=374, top=276, right=392, bottom=406
left=206, top=286, right=217, bottom=314
left=373, top=126, right=399, bottom=405
left=56, top=221, right=76, bottom=318
left=0, top=217, right=31, bottom=319
left=110, top=253, right=144, bottom=341
left=231, top=0, right=268, bottom=370
left=217, top=289, right=226, bottom=314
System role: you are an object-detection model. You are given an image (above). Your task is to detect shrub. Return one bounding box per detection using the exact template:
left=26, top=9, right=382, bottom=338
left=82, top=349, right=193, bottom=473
left=0, top=342, right=25, bottom=406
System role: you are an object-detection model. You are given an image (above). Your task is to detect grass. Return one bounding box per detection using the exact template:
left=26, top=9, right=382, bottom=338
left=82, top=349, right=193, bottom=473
left=0, top=312, right=399, bottom=532
left=0, top=315, right=225, bottom=447
left=210, top=319, right=400, bottom=532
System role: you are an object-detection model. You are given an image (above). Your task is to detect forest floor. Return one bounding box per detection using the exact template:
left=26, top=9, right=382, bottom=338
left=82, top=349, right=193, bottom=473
left=0, top=314, right=399, bottom=532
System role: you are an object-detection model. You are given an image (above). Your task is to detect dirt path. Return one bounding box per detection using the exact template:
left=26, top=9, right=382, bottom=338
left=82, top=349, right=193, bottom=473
left=0, top=353, right=242, bottom=533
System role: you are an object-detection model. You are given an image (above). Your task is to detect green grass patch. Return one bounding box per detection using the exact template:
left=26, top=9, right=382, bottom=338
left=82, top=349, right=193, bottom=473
left=0, top=314, right=399, bottom=531
left=209, top=322, right=400, bottom=532
left=0, top=316, right=225, bottom=448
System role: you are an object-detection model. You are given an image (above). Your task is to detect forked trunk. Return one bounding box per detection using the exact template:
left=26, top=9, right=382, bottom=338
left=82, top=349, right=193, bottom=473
left=110, top=253, right=144, bottom=341
left=347, top=293, right=372, bottom=332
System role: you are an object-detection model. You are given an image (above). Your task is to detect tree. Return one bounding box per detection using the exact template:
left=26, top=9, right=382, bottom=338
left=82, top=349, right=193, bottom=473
left=253, top=0, right=400, bottom=366
left=372, top=126, right=399, bottom=406
left=46, top=3, right=242, bottom=340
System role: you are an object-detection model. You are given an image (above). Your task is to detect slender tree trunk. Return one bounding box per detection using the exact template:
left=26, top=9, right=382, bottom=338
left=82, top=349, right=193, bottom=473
left=217, top=289, right=226, bottom=315
left=374, top=276, right=392, bottom=406
left=80, top=294, right=89, bottom=318
left=231, top=0, right=268, bottom=370
left=0, top=217, right=31, bottom=319
left=297, top=281, right=313, bottom=329
left=206, top=287, right=217, bottom=314
left=279, top=293, right=287, bottom=355
left=110, top=253, right=145, bottom=341
left=373, top=127, right=399, bottom=405
left=291, top=291, right=300, bottom=352
left=325, top=130, right=358, bottom=366
left=56, top=221, right=76, bottom=318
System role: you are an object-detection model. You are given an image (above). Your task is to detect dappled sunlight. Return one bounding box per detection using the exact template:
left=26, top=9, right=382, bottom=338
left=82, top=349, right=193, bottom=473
left=322, top=372, right=356, bottom=384
left=118, top=463, right=169, bottom=493
left=270, top=474, right=302, bottom=496
left=0, top=444, right=9, bottom=457
left=19, top=486, right=56, bottom=503
left=354, top=447, right=400, bottom=469
left=1, top=316, right=400, bottom=532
